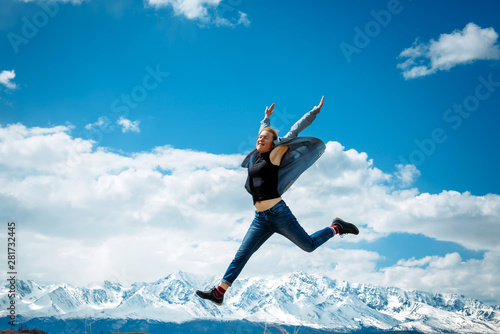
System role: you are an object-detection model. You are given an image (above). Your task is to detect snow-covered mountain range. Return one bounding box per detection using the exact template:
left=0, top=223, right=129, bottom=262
left=2, top=271, right=499, bottom=333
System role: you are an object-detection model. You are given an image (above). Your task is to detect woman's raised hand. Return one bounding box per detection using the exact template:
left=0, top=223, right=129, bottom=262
left=315, top=96, right=325, bottom=113
left=265, top=103, right=275, bottom=118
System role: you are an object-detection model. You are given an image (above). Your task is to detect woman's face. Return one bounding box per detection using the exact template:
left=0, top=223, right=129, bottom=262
left=256, top=130, right=275, bottom=153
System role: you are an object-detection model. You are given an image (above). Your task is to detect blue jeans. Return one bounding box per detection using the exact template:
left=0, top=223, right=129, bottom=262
left=222, top=200, right=334, bottom=286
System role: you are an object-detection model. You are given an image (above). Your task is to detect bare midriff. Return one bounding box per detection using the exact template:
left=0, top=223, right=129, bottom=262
left=254, top=197, right=282, bottom=212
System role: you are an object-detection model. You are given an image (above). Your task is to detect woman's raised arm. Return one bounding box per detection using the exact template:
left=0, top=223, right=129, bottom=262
left=283, top=96, right=325, bottom=139
left=316, top=96, right=324, bottom=112
left=265, top=103, right=275, bottom=118
left=259, top=103, right=275, bottom=134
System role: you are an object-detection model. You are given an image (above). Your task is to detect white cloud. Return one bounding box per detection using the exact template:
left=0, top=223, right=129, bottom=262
left=148, top=0, right=221, bottom=20
left=398, top=23, right=500, bottom=79
left=0, top=70, right=18, bottom=90
left=85, top=116, right=114, bottom=131
left=372, top=252, right=500, bottom=299
left=394, top=163, right=421, bottom=187
left=85, top=116, right=140, bottom=133
left=1, top=124, right=499, bottom=303
left=146, top=0, right=250, bottom=27
left=117, top=116, right=140, bottom=133
left=236, top=11, right=250, bottom=27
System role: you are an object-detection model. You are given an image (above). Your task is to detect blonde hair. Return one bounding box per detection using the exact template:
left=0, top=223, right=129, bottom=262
left=260, top=127, right=278, bottom=140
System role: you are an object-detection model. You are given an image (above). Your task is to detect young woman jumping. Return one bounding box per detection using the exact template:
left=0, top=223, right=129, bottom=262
left=196, top=96, right=359, bottom=305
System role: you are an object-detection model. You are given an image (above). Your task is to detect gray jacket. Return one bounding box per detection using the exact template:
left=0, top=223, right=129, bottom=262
left=241, top=106, right=326, bottom=195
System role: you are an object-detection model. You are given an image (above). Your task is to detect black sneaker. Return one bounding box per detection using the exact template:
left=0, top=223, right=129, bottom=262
left=332, top=217, right=359, bottom=235
left=196, top=287, right=224, bottom=306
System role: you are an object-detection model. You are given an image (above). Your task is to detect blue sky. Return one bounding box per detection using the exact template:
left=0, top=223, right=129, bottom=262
left=3, top=0, right=499, bottom=195
left=1, top=0, right=500, bottom=305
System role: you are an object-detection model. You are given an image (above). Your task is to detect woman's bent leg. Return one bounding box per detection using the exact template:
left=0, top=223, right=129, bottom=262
left=272, top=203, right=334, bottom=252
left=222, top=214, right=273, bottom=286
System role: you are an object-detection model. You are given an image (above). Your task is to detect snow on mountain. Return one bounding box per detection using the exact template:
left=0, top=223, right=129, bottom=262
left=2, top=271, right=499, bottom=333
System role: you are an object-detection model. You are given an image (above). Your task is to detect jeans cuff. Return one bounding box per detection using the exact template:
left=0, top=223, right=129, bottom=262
left=221, top=278, right=232, bottom=287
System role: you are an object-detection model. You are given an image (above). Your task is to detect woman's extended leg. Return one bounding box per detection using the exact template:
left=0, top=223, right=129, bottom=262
left=196, top=212, right=273, bottom=305
left=221, top=213, right=273, bottom=286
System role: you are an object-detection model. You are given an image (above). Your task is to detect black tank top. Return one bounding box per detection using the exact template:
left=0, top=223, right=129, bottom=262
left=248, top=151, right=280, bottom=203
